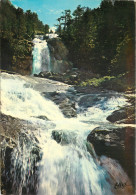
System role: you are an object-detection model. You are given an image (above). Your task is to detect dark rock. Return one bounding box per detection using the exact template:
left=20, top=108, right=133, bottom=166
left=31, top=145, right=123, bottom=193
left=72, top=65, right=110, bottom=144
left=48, top=39, right=69, bottom=60
left=78, top=95, right=100, bottom=108
left=52, top=130, right=70, bottom=145
left=1, top=147, right=13, bottom=194
left=34, top=74, right=38, bottom=77
left=52, top=131, right=62, bottom=143
left=87, top=126, right=135, bottom=184
left=39, top=71, right=52, bottom=78
left=0, top=114, right=41, bottom=194
left=36, top=115, right=49, bottom=121
left=107, top=109, right=127, bottom=122
left=52, top=130, right=78, bottom=146
left=58, top=98, right=77, bottom=118
left=44, top=92, right=77, bottom=118
left=100, top=77, right=127, bottom=92
left=107, top=105, right=135, bottom=124
left=0, top=114, right=23, bottom=142
left=47, top=39, right=73, bottom=73
left=117, top=114, right=135, bottom=124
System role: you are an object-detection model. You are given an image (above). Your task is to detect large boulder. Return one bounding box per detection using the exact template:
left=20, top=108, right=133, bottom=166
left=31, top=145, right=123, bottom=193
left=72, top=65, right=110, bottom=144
left=87, top=126, right=135, bottom=184
left=107, top=105, right=135, bottom=124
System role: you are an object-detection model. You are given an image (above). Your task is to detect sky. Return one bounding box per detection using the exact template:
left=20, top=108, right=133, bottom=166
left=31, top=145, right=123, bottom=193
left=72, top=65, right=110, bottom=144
left=11, top=0, right=102, bottom=28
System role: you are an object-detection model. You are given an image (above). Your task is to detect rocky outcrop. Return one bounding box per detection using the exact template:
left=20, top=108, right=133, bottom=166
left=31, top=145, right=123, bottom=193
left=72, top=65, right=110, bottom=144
left=35, top=69, right=98, bottom=86
left=1, top=114, right=41, bottom=194
left=87, top=126, right=135, bottom=184
left=47, top=39, right=73, bottom=73
left=1, top=114, right=23, bottom=194
left=0, top=114, right=23, bottom=143
left=107, top=98, right=135, bottom=124
left=42, top=91, right=77, bottom=118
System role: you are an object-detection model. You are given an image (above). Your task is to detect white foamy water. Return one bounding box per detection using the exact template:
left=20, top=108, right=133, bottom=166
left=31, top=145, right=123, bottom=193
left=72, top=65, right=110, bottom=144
left=32, top=37, right=51, bottom=74
left=1, top=76, right=63, bottom=121
left=77, top=95, right=128, bottom=123
left=1, top=73, right=130, bottom=195
left=46, top=33, right=58, bottom=39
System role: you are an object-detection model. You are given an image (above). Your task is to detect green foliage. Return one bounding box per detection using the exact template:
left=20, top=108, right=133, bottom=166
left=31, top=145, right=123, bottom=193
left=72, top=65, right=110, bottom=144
left=80, top=74, right=132, bottom=92
left=56, top=1, right=135, bottom=76
left=80, top=76, right=115, bottom=87
left=0, top=0, right=49, bottom=71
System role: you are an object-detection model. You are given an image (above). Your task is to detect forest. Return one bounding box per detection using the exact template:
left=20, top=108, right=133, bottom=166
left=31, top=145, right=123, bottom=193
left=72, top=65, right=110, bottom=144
left=0, top=0, right=49, bottom=72
left=56, top=1, right=135, bottom=77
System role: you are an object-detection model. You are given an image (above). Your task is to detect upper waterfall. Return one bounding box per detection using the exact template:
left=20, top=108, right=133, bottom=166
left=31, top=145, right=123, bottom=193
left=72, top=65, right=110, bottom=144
left=32, top=36, right=51, bottom=74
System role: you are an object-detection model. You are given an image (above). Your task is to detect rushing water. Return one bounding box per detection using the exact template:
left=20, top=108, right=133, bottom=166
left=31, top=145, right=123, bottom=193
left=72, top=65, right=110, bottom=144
left=32, top=36, right=51, bottom=74
left=1, top=72, right=131, bottom=195
left=1, top=34, right=132, bottom=195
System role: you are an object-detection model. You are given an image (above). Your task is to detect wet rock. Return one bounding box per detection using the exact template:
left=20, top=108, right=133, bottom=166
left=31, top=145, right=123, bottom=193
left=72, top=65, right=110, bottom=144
left=78, top=95, right=100, bottom=108
left=0, top=114, right=23, bottom=194
left=39, top=71, right=52, bottom=78
left=0, top=114, right=42, bottom=194
left=36, top=115, right=49, bottom=121
left=52, top=131, right=62, bottom=143
left=34, top=74, right=39, bottom=77
left=52, top=130, right=70, bottom=145
left=87, top=126, right=135, bottom=184
left=52, top=130, right=79, bottom=146
left=44, top=92, right=77, bottom=118
left=107, top=105, right=135, bottom=124
left=107, top=109, right=127, bottom=122
left=1, top=146, right=13, bottom=194
left=0, top=114, right=23, bottom=142
left=86, top=141, right=98, bottom=160
left=59, top=99, right=76, bottom=118
left=117, top=114, right=135, bottom=124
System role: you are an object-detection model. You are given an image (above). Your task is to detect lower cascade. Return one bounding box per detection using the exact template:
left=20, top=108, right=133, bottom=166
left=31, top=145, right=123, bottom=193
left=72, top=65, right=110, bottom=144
left=32, top=36, right=51, bottom=74
left=1, top=72, right=132, bottom=195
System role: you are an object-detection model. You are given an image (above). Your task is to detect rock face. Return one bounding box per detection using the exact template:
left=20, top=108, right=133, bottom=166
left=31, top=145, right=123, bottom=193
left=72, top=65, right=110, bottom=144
left=87, top=126, right=135, bottom=184
left=1, top=114, right=23, bottom=194
left=47, top=38, right=73, bottom=73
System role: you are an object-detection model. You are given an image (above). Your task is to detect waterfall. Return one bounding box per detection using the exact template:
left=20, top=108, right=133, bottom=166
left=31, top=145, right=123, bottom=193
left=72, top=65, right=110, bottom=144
left=1, top=72, right=131, bottom=195
left=32, top=36, right=51, bottom=74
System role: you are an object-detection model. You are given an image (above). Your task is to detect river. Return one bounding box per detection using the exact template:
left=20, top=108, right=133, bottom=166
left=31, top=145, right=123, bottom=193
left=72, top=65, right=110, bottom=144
left=0, top=37, right=134, bottom=195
